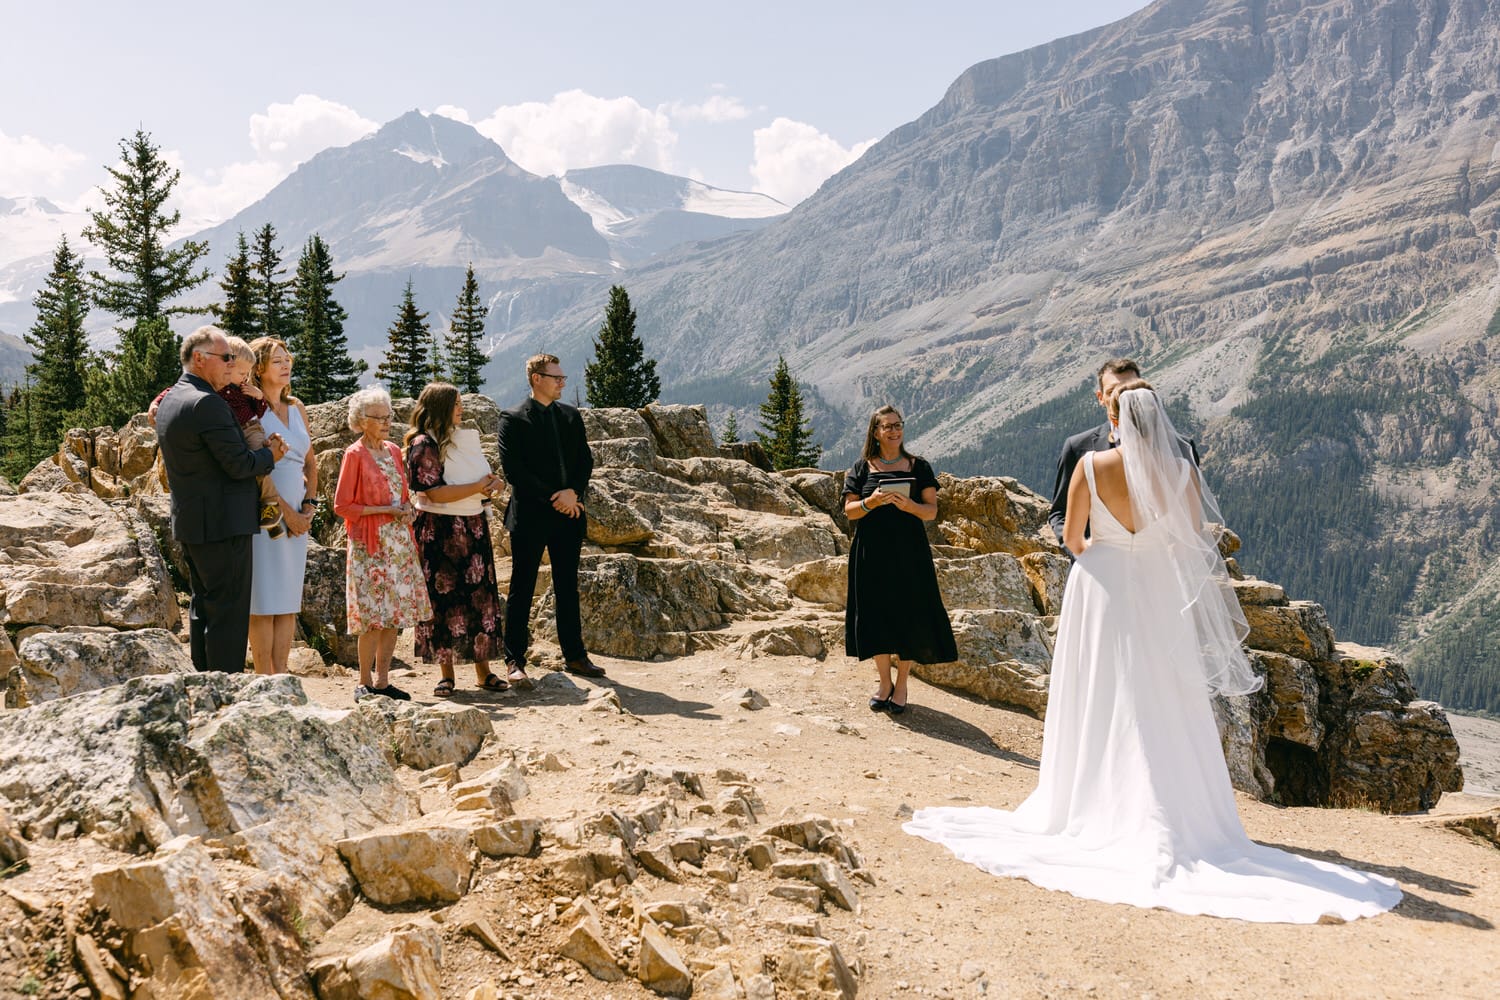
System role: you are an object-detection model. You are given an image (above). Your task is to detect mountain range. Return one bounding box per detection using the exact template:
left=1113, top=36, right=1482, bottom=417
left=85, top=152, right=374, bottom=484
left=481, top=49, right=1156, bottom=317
left=3, top=0, right=1498, bottom=711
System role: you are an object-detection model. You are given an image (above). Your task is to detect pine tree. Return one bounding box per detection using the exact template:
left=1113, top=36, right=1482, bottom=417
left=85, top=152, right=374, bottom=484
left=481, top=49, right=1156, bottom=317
left=24, top=236, right=91, bottom=448
left=83, top=317, right=179, bottom=428
left=584, top=285, right=660, bottom=408
left=756, top=356, right=821, bottom=470
left=212, top=232, right=256, bottom=338
left=445, top=264, right=488, bottom=393
left=288, top=235, right=365, bottom=403
left=721, top=412, right=740, bottom=444
left=82, top=128, right=210, bottom=326
left=429, top=332, right=446, bottom=384
left=250, top=223, right=294, bottom=341
left=0, top=381, right=43, bottom=482
left=375, top=280, right=433, bottom=398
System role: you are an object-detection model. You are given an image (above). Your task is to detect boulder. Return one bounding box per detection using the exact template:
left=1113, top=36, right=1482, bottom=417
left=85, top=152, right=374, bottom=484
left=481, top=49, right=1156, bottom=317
left=1315, top=645, right=1463, bottom=812
left=591, top=436, right=658, bottom=470
left=582, top=407, right=653, bottom=442
left=1243, top=600, right=1336, bottom=661
left=0, top=673, right=414, bottom=850
left=0, top=804, right=27, bottom=867
left=638, top=920, right=693, bottom=996
left=782, top=470, right=850, bottom=535
left=311, top=919, right=444, bottom=1000
left=729, top=623, right=826, bottom=660
left=785, top=557, right=848, bottom=607
left=9, top=626, right=194, bottom=707
left=130, top=492, right=189, bottom=585
left=472, top=817, right=540, bottom=857
left=770, top=858, right=860, bottom=912
left=935, top=552, right=1038, bottom=612
left=774, top=937, right=858, bottom=1000
left=718, top=440, right=773, bottom=471
left=360, top=699, right=493, bottom=770
left=533, top=554, right=789, bottom=659
left=0, top=491, right=180, bottom=630
left=17, top=456, right=78, bottom=494
left=1019, top=551, right=1071, bottom=615
left=641, top=402, right=718, bottom=459
left=558, top=898, right=623, bottom=981
left=912, top=609, right=1055, bottom=716
left=931, top=473, right=1054, bottom=556
left=92, top=837, right=280, bottom=1000
left=300, top=540, right=359, bottom=665
left=336, top=823, right=475, bottom=905
left=584, top=478, right=657, bottom=546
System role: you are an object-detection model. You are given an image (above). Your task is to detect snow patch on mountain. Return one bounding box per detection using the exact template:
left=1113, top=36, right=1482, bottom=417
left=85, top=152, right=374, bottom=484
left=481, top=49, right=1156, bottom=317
left=680, top=181, right=787, bottom=219
left=393, top=146, right=448, bottom=168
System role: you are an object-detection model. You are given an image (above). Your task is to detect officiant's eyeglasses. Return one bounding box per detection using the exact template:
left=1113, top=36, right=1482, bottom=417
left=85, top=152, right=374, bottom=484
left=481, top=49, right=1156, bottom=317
left=878, top=421, right=904, bottom=431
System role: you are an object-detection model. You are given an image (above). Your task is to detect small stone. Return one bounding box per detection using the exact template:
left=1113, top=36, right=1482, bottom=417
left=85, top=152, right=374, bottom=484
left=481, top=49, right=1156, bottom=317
left=462, top=919, right=511, bottom=959
left=960, top=960, right=985, bottom=983
left=769, top=883, right=823, bottom=910
left=557, top=901, right=623, bottom=982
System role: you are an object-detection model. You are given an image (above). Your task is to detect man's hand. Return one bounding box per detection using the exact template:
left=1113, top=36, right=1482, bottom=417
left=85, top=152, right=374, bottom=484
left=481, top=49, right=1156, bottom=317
left=551, top=488, right=581, bottom=518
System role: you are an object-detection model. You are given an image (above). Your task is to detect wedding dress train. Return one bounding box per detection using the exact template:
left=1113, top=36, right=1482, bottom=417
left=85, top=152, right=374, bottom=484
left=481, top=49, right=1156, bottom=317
left=904, top=437, right=1401, bottom=923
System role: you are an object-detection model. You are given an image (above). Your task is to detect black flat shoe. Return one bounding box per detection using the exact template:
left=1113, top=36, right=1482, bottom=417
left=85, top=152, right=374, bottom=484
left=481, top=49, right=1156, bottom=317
left=869, top=695, right=891, bottom=712
left=887, top=699, right=907, bottom=715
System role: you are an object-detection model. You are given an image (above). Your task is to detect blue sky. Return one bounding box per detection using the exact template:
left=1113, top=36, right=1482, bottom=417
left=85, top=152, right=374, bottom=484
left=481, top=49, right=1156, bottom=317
left=1, top=1, right=1148, bottom=225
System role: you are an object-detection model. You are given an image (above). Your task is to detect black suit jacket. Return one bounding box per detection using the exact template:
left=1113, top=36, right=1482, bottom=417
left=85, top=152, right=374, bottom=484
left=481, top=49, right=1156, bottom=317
left=497, top=396, right=594, bottom=533
left=1048, top=421, right=1199, bottom=545
left=155, top=371, right=275, bottom=544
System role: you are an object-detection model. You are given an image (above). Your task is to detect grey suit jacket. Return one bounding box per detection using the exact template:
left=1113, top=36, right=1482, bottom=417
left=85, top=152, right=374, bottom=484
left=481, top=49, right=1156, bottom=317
left=155, top=371, right=274, bottom=544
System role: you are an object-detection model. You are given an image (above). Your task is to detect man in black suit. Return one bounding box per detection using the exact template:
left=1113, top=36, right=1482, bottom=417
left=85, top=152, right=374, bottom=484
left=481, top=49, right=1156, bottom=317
left=1048, top=358, right=1199, bottom=546
left=498, top=353, right=604, bottom=683
left=156, top=325, right=287, bottom=672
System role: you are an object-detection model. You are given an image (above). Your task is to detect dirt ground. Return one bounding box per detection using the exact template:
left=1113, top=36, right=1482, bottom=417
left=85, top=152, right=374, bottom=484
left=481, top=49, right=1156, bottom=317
left=283, top=637, right=1500, bottom=1000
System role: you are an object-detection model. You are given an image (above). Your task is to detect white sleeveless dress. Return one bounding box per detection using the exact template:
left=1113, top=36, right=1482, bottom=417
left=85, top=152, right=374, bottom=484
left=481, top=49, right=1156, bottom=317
left=903, top=452, right=1402, bottom=922
left=250, top=404, right=311, bottom=616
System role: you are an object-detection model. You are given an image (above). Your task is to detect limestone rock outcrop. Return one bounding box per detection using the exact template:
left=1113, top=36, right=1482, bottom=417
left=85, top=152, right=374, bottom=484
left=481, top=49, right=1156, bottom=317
left=0, top=673, right=414, bottom=850
left=0, top=491, right=179, bottom=632
left=6, top=626, right=193, bottom=708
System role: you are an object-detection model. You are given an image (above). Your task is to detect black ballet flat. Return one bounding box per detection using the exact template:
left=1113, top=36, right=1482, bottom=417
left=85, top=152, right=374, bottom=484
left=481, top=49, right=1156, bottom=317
left=869, top=695, right=892, bottom=712
left=887, top=699, right=907, bottom=715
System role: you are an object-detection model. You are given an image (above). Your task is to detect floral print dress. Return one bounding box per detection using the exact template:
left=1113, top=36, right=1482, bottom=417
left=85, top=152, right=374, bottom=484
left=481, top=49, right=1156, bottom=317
left=406, top=434, right=504, bottom=665
left=345, top=447, right=432, bottom=633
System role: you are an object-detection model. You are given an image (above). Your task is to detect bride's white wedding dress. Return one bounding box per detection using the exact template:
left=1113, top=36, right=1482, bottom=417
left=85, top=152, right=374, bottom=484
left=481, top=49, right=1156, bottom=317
left=904, top=436, right=1402, bottom=923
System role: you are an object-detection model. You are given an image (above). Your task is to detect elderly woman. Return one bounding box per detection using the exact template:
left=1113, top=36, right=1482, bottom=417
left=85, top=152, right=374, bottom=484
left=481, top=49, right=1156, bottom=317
left=247, top=337, right=316, bottom=674
left=842, top=405, right=957, bottom=715
left=333, top=386, right=431, bottom=700
left=404, top=382, right=507, bottom=696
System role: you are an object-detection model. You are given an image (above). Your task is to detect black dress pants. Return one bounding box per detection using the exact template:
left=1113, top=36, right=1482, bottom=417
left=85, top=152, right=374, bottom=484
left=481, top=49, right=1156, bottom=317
left=182, top=534, right=253, bottom=673
left=504, top=512, right=587, bottom=665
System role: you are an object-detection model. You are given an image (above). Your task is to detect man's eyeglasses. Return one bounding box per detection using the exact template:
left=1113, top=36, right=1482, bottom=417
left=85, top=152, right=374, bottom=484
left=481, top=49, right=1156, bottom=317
left=538, top=373, right=568, bottom=383
left=197, top=350, right=236, bottom=363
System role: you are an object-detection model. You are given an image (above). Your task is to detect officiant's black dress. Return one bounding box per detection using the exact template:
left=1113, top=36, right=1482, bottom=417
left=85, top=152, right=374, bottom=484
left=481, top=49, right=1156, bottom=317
left=844, top=458, right=958, bottom=663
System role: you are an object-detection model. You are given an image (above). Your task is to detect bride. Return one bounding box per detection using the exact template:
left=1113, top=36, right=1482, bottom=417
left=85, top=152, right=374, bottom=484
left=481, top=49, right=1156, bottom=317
left=904, top=382, right=1401, bottom=922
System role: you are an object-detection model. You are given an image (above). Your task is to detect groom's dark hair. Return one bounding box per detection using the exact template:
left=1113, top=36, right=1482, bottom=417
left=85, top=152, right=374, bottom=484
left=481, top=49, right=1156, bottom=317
left=1097, top=357, right=1141, bottom=390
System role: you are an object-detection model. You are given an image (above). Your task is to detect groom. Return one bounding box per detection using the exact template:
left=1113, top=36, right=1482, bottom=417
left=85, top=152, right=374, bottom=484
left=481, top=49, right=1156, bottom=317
left=1047, top=358, right=1198, bottom=546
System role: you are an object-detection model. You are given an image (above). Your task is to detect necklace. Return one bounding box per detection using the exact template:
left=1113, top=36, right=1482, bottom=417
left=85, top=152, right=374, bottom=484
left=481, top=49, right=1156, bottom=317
left=875, top=454, right=904, bottom=466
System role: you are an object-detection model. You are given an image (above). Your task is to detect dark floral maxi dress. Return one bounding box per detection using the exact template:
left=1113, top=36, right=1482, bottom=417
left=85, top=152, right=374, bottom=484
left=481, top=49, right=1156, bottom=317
left=406, top=433, right=504, bottom=665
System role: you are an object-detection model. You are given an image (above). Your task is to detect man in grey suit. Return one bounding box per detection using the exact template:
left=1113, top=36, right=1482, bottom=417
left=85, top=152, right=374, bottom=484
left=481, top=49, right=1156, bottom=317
left=156, top=325, right=288, bottom=672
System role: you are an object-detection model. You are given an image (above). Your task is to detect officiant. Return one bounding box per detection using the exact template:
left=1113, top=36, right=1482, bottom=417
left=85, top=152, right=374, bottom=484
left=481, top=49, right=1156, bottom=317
left=842, top=405, right=957, bottom=715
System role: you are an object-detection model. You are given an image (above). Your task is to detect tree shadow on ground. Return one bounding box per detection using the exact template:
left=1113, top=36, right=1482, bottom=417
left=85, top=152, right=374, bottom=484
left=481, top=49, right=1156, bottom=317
left=1256, top=841, right=1493, bottom=929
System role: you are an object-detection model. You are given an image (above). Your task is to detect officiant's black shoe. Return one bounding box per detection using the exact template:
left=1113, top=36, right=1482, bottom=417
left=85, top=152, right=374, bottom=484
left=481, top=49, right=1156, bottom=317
left=887, top=699, right=907, bottom=715
left=869, top=696, right=891, bottom=712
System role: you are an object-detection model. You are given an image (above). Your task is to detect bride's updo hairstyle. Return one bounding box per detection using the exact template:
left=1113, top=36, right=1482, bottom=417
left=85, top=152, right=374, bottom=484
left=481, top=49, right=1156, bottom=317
left=1106, top=378, right=1155, bottom=429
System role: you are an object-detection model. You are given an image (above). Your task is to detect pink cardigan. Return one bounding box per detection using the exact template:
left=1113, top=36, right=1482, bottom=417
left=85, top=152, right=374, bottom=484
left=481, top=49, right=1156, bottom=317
left=333, top=439, right=410, bottom=555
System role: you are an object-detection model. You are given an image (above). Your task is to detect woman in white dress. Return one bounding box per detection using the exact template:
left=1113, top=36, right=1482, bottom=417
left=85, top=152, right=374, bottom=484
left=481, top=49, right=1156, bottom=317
left=905, top=382, right=1402, bottom=923
left=247, top=337, right=316, bottom=675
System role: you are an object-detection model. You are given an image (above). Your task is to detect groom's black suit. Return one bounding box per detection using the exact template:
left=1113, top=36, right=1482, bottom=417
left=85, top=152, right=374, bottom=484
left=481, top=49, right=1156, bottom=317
left=1048, top=421, right=1199, bottom=546
left=498, top=396, right=594, bottom=666
left=155, top=370, right=276, bottom=672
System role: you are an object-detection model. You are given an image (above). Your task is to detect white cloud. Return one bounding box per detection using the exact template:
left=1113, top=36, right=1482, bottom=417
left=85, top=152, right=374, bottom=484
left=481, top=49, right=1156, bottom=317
left=750, top=118, right=875, bottom=206
left=469, top=90, right=677, bottom=177
left=174, top=159, right=291, bottom=233
left=666, top=95, right=751, bottom=123
left=0, top=129, right=88, bottom=198
left=432, top=104, right=472, bottom=124
left=248, top=94, right=378, bottom=165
